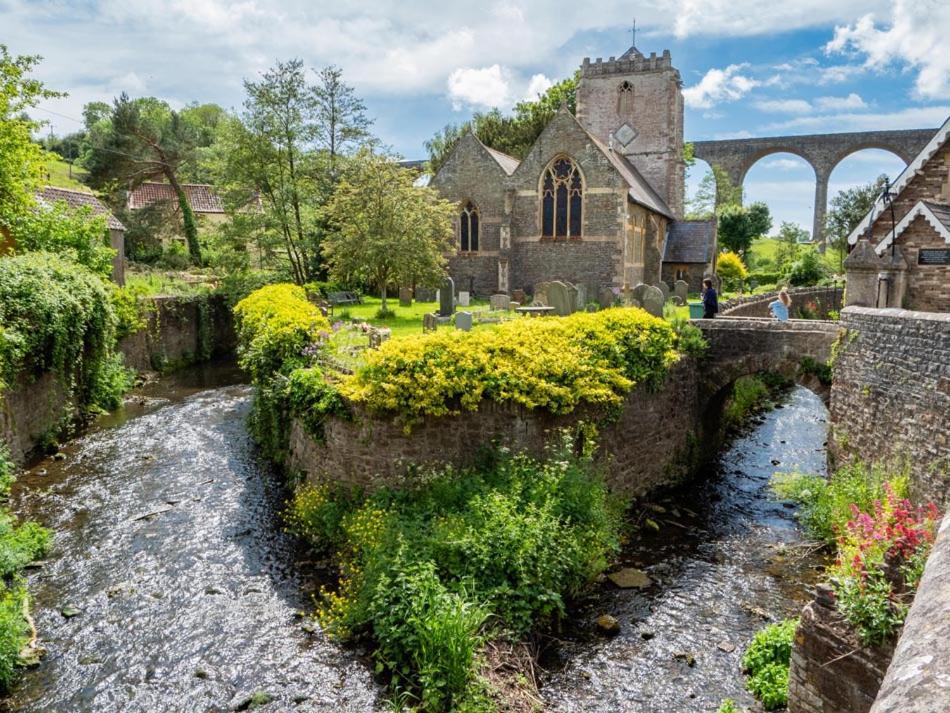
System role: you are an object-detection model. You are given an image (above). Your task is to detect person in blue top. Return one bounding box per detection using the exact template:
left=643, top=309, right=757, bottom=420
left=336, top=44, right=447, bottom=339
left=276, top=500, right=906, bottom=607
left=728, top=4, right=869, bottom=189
left=769, top=289, right=792, bottom=321
left=701, top=278, right=719, bottom=318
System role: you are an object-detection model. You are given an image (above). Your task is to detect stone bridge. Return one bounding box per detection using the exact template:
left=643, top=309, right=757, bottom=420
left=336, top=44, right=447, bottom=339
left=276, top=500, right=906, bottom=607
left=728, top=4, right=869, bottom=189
left=695, top=317, right=840, bottom=404
left=691, top=128, right=936, bottom=242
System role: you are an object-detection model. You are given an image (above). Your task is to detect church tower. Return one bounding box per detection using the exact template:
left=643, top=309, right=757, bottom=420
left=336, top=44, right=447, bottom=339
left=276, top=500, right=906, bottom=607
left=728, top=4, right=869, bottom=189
left=576, top=46, right=685, bottom=217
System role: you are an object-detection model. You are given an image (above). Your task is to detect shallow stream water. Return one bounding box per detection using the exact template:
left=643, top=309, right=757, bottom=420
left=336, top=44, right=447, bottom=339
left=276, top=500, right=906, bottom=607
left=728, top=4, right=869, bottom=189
left=4, top=368, right=827, bottom=712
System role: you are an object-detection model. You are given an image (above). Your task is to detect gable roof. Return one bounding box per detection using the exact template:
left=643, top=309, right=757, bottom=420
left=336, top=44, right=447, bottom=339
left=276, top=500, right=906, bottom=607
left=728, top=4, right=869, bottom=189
left=875, top=200, right=950, bottom=251
left=35, top=186, right=125, bottom=231
left=128, top=182, right=225, bottom=213
left=663, top=219, right=716, bottom=263
left=482, top=144, right=520, bottom=176
left=847, top=115, right=950, bottom=247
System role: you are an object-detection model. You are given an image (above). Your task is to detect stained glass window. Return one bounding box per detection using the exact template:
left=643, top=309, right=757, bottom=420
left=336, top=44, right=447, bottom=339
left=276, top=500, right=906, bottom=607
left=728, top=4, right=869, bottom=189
left=460, top=201, right=479, bottom=252
left=540, top=157, right=582, bottom=238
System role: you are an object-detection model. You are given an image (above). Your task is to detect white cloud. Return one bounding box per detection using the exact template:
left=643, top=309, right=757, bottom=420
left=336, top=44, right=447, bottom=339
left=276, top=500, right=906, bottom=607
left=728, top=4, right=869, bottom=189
left=762, top=158, right=810, bottom=171
left=447, top=65, right=512, bottom=110
left=683, top=64, right=759, bottom=109
left=755, top=98, right=812, bottom=114
left=673, top=0, right=890, bottom=38
left=764, top=105, right=950, bottom=133
left=814, top=93, right=866, bottom=111
left=826, top=0, right=950, bottom=99
left=524, top=73, right=553, bottom=101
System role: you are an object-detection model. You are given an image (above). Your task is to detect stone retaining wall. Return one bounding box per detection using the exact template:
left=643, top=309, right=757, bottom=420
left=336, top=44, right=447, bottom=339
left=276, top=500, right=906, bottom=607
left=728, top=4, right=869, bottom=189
left=0, top=293, right=235, bottom=464
left=829, top=307, right=950, bottom=507
left=288, top=359, right=703, bottom=497
left=720, top=286, right=843, bottom=319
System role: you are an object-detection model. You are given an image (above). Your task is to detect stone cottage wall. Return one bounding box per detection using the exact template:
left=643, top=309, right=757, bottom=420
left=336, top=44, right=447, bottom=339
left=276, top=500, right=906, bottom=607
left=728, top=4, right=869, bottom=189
left=720, top=286, right=844, bottom=319
left=829, top=307, right=950, bottom=507
left=288, top=359, right=702, bottom=497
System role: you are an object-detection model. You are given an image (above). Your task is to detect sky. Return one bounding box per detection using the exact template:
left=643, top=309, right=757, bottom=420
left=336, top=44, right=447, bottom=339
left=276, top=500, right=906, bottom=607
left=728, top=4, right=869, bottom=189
left=3, top=0, right=949, bottom=235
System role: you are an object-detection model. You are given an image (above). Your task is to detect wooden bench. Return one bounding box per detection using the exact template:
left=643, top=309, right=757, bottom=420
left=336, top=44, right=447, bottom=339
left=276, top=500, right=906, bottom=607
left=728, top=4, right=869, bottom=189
left=327, top=291, right=362, bottom=307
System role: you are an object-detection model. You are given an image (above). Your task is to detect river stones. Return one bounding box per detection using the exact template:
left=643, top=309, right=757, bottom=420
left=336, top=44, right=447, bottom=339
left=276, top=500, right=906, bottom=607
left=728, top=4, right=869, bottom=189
left=596, top=614, right=621, bottom=636
left=607, top=568, right=651, bottom=589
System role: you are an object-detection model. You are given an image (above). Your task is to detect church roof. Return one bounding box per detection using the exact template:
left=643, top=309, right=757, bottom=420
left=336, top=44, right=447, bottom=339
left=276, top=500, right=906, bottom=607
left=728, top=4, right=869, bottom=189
left=847, top=114, right=950, bottom=247
left=588, top=133, right=674, bottom=218
left=478, top=140, right=520, bottom=176
left=663, top=219, right=716, bottom=264
left=619, top=45, right=643, bottom=59
left=35, top=186, right=125, bottom=231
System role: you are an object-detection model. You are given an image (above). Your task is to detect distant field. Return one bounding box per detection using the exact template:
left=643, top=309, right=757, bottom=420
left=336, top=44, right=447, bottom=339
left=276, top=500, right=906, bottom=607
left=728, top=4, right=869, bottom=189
left=749, top=237, right=845, bottom=275
left=42, top=155, right=89, bottom=191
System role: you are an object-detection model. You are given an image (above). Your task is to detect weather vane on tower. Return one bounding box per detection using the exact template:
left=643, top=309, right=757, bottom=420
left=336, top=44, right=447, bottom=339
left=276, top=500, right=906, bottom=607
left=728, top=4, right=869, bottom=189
left=631, top=19, right=637, bottom=48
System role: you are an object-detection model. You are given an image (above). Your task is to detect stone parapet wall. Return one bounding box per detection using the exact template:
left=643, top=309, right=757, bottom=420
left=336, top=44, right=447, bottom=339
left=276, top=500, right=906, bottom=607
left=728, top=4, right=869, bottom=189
left=871, top=513, right=950, bottom=713
left=0, top=293, right=235, bottom=464
left=720, top=286, right=843, bottom=319
left=118, top=293, right=235, bottom=372
left=829, top=307, right=950, bottom=507
left=788, top=586, right=894, bottom=713
left=288, top=359, right=703, bottom=497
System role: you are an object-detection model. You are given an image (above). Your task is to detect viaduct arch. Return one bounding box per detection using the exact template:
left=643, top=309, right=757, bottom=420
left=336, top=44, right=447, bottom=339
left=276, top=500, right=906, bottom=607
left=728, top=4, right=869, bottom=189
left=692, top=128, right=935, bottom=243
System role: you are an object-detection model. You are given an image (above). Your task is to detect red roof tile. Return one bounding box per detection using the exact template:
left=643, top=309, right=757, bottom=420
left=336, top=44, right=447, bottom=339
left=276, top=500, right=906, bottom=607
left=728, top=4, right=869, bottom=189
left=35, top=186, right=125, bottom=231
left=127, top=182, right=225, bottom=213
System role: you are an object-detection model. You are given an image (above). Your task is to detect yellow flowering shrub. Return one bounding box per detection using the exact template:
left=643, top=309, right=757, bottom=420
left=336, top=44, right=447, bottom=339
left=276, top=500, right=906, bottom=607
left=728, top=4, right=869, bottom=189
left=339, top=307, right=678, bottom=428
left=233, top=283, right=330, bottom=382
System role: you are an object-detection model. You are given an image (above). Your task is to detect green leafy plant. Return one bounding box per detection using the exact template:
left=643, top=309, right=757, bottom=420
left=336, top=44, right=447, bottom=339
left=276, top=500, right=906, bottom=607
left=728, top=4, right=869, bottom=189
left=288, top=437, right=623, bottom=710
left=723, top=376, right=770, bottom=430
left=741, top=619, right=797, bottom=710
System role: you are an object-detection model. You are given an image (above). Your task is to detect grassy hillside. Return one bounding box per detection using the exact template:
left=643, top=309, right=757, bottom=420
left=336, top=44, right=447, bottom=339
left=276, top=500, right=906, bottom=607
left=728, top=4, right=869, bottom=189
left=42, top=155, right=90, bottom=191
left=749, top=237, right=846, bottom=275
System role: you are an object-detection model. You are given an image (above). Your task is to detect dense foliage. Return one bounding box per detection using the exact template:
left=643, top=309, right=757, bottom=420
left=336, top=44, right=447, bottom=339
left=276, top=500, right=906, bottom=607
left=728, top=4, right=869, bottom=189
left=5, top=202, right=113, bottom=278
left=773, top=462, right=937, bottom=645
left=717, top=202, right=773, bottom=255
left=288, top=438, right=623, bottom=711
left=340, top=308, right=679, bottom=430
left=825, top=175, right=888, bottom=271
left=0, top=447, right=51, bottom=691
left=0, top=252, right=129, bottom=410
left=741, top=619, right=798, bottom=710
left=716, top=250, right=749, bottom=291
left=233, top=284, right=331, bottom=457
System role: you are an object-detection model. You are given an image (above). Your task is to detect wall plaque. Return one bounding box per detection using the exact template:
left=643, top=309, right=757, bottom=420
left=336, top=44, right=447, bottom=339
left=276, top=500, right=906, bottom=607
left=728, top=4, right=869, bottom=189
left=918, top=248, right=950, bottom=265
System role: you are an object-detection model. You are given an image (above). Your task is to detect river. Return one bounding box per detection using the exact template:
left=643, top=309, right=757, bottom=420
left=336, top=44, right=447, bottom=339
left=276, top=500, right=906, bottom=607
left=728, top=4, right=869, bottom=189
left=5, top=369, right=827, bottom=712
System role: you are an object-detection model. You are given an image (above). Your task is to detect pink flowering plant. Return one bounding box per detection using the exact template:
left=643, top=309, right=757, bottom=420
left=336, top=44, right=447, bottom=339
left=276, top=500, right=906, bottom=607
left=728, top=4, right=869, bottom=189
left=829, top=483, right=939, bottom=645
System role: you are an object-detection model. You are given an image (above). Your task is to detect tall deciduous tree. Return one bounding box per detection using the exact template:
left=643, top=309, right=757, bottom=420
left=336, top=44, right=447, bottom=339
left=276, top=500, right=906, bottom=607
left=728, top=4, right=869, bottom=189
left=0, top=45, right=61, bottom=228
left=313, top=65, right=371, bottom=172
left=321, top=149, right=455, bottom=311
left=85, top=94, right=204, bottom=264
left=826, top=174, right=888, bottom=272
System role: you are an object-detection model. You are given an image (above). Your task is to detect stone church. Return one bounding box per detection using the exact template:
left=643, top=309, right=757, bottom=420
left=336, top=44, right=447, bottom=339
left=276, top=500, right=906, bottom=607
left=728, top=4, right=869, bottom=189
left=431, top=45, right=716, bottom=298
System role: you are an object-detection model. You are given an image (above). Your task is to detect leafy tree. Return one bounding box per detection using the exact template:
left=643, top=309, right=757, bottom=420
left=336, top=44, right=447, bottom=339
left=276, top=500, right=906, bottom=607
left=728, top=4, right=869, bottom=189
left=826, top=174, right=888, bottom=271
left=313, top=65, right=372, bottom=173
left=6, top=203, right=112, bottom=278
left=718, top=201, right=772, bottom=255
left=0, top=45, right=62, bottom=228
left=84, top=94, right=204, bottom=264
left=786, top=249, right=827, bottom=287
left=686, top=165, right=744, bottom=220
left=716, top=250, right=749, bottom=291
left=426, top=73, right=578, bottom=173
left=772, top=221, right=809, bottom=273
left=321, top=149, right=455, bottom=311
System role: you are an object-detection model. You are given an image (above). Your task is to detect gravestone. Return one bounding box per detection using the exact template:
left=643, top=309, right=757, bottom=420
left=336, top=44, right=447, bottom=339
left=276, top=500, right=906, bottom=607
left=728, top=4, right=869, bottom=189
left=415, top=287, right=436, bottom=302
left=674, top=280, right=689, bottom=306
left=631, top=283, right=650, bottom=305
left=509, top=301, right=520, bottom=311
left=490, top=294, right=509, bottom=311
left=547, top=281, right=575, bottom=316
left=512, top=289, right=525, bottom=304
left=369, top=327, right=391, bottom=348
left=575, top=283, right=588, bottom=311
left=439, top=278, right=455, bottom=317
left=458, top=291, right=470, bottom=307
left=598, top=287, right=615, bottom=309
left=398, top=287, right=413, bottom=307
left=423, top=313, right=438, bottom=333
left=655, top=281, right=670, bottom=303
left=641, top=285, right=665, bottom=317
left=455, top=311, right=473, bottom=332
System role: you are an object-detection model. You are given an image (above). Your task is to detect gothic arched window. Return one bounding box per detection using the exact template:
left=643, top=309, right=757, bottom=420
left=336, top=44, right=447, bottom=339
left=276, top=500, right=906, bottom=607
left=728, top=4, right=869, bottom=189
left=617, top=81, right=634, bottom=116
left=460, top=201, right=479, bottom=252
left=541, top=157, right=583, bottom=238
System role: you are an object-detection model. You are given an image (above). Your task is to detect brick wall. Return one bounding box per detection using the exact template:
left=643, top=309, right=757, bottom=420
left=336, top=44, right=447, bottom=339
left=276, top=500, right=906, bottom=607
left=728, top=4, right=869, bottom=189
left=829, top=307, right=950, bottom=507
left=288, top=359, right=703, bottom=498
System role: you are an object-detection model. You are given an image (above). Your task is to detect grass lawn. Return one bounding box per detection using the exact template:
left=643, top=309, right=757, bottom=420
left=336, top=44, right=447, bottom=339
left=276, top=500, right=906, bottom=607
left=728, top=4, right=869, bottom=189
left=749, top=237, right=846, bottom=275
left=334, top=296, right=509, bottom=337
left=43, top=156, right=90, bottom=191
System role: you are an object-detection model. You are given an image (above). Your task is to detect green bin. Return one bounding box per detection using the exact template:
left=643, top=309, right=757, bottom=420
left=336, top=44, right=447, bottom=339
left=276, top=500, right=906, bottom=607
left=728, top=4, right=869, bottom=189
left=688, top=302, right=704, bottom=319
